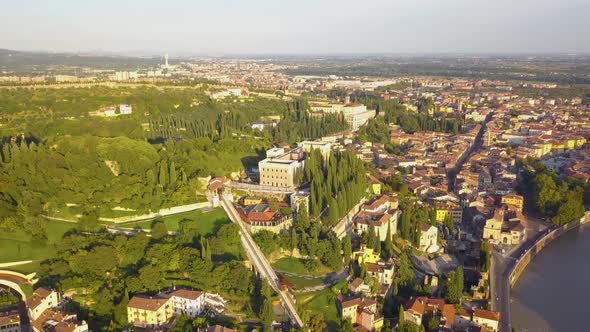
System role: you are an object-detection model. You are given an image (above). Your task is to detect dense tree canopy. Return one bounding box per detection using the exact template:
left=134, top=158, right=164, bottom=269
left=518, top=158, right=585, bottom=225
left=37, top=217, right=247, bottom=331
left=304, top=149, right=368, bottom=224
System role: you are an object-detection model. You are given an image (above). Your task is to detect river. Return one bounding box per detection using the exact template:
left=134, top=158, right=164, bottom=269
left=511, top=223, right=590, bottom=332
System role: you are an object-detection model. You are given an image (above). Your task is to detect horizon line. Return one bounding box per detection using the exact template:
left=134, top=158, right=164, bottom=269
left=2, top=48, right=590, bottom=59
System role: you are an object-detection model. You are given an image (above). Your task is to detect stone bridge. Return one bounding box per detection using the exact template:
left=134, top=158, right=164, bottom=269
left=0, top=269, right=37, bottom=299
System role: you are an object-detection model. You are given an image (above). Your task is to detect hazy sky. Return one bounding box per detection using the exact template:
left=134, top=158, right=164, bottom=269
left=1, top=0, right=589, bottom=55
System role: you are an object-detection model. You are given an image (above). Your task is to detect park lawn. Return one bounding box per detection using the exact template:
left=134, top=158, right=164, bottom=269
left=296, top=288, right=341, bottom=332
left=123, top=208, right=230, bottom=235
left=0, top=239, right=57, bottom=263
left=271, top=257, right=330, bottom=276
left=4, top=261, right=41, bottom=275
left=281, top=274, right=325, bottom=289
left=0, top=220, right=77, bottom=263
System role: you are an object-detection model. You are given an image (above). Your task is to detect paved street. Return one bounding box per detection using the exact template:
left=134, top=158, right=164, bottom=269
left=490, top=216, right=551, bottom=332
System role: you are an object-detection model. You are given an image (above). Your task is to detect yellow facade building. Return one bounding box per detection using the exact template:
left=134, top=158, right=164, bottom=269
left=501, top=194, right=524, bottom=212
left=127, top=296, right=173, bottom=328
left=435, top=201, right=463, bottom=224
left=352, top=247, right=381, bottom=265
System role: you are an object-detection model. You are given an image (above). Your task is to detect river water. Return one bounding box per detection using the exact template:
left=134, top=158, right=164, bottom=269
left=511, top=223, right=590, bottom=332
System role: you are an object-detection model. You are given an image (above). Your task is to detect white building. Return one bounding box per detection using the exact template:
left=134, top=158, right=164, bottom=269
left=147, top=70, right=163, bottom=77
left=298, top=141, right=332, bottom=159
left=418, top=224, right=439, bottom=253
left=95, top=106, right=117, bottom=117
left=251, top=122, right=276, bottom=131
left=258, top=155, right=303, bottom=188
left=119, top=104, right=133, bottom=115
left=170, top=289, right=205, bottom=319
left=473, top=309, right=500, bottom=332
left=465, top=111, right=487, bottom=123
left=342, top=103, right=376, bottom=131
left=114, top=71, right=130, bottom=81
left=204, top=293, right=227, bottom=314
left=309, top=102, right=375, bottom=131
left=26, top=288, right=59, bottom=321
left=211, top=88, right=242, bottom=99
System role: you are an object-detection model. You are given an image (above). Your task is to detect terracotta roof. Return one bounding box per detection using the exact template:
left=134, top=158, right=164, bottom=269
left=207, top=177, right=228, bottom=191
left=366, top=262, right=393, bottom=273
left=171, top=289, right=203, bottom=300
left=355, top=211, right=392, bottom=226
left=367, top=174, right=383, bottom=185
left=54, top=321, right=84, bottom=332
left=349, top=278, right=365, bottom=290
left=339, top=296, right=377, bottom=311
left=31, top=308, right=85, bottom=332
left=128, top=296, right=170, bottom=311
left=363, top=196, right=390, bottom=211
left=247, top=211, right=276, bottom=222
left=474, top=308, right=500, bottom=321
left=441, top=304, right=456, bottom=328
left=405, top=296, right=447, bottom=315
left=26, top=287, right=54, bottom=310
left=206, top=325, right=236, bottom=332
left=420, top=224, right=436, bottom=232
left=0, top=311, right=19, bottom=326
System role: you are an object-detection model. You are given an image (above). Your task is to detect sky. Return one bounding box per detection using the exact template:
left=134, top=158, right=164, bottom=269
left=1, top=0, right=589, bottom=55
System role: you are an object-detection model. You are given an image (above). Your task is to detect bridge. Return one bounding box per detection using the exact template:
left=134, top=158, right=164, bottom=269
left=219, top=195, right=304, bottom=328
left=0, top=269, right=36, bottom=299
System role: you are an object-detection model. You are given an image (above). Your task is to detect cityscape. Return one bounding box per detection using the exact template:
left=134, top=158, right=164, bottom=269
left=1, top=1, right=590, bottom=332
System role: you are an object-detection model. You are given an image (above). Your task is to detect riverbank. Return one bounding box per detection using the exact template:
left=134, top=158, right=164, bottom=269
left=493, top=211, right=589, bottom=331
left=509, top=211, right=590, bottom=287
left=511, top=222, right=590, bottom=331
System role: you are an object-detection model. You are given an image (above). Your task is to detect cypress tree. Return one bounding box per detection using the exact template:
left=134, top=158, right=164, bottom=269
left=398, top=304, right=405, bottom=331
left=169, top=161, right=177, bottom=185
left=328, top=198, right=339, bottom=225
left=1, top=144, right=10, bottom=163
left=384, top=222, right=394, bottom=259
left=343, top=235, right=352, bottom=266
left=158, top=161, right=167, bottom=187
left=367, top=224, right=376, bottom=249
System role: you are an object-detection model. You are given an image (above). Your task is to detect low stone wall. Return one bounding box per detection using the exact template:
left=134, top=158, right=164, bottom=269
left=101, top=202, right=210, bottom=223
left=509, top=211, right=590, bottom=286
left=0, top=260, right=33, bottom=268
left=332, top=198, right=367, bottom=239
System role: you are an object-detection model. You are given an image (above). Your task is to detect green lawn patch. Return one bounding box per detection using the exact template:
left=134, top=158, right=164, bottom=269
left=296, top=288, right=341, bottom=332
left=281, top=274, right=325, bottom=289
left=3, top=261, right=41, bottom=275
left=271, top=257, right=330, bottom=276
left=0, top=221, right=76, bottom=263
left=122, top=208, right=230, bottom=235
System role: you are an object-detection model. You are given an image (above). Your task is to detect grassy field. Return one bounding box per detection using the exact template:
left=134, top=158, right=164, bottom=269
left=271, top=257, right=330, bottom=276
left=0, top=220, right=77, bottom=263
left=3, top=261, right=41, bottom=275
left=296, top=288, right=341, bottom=331
left=120, top=208, right=230, bottom=235
left=281, top=274, right=325, bottom=289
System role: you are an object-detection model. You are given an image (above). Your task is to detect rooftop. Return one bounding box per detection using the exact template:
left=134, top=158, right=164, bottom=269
left=128, top=296, right=170, bottom=311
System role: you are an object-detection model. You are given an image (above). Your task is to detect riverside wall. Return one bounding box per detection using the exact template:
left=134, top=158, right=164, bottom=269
left=509, top=211, right=590, bottom=286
